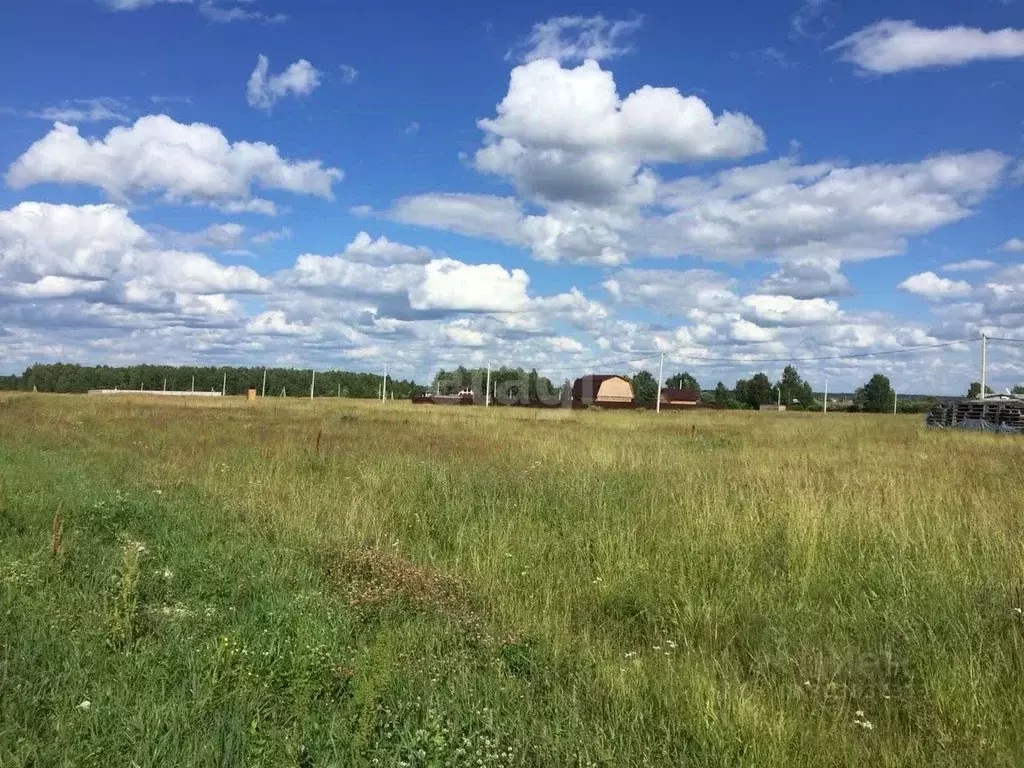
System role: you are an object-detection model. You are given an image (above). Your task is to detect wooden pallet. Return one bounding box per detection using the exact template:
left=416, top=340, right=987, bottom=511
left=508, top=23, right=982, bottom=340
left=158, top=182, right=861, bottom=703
left=927, top=399, right=1024, bottom=429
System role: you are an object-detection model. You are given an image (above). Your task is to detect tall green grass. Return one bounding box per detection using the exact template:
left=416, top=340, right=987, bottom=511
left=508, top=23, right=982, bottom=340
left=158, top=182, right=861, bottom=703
left=1, top=393, right=1023, bottom=766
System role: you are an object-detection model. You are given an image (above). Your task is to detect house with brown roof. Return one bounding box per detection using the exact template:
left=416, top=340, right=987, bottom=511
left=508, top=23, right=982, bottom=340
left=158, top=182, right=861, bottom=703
left=572, top=375, right=634, bottom=406
left=660, top=388, right=699, bottom=406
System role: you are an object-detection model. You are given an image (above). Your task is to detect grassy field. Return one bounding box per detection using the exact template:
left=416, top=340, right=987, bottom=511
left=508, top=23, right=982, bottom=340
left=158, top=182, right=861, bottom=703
left=1, top=393, right=1023, bottom=767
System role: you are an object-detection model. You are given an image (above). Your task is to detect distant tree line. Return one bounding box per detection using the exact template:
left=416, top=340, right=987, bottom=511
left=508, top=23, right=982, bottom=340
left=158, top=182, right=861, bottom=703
left=630, top=366, right=819, bottom=409
left=430, top=366, right=572, bottom=405
left=628, top=367, right=955, bottom=414
left=0, top=363, right=421, bottom=399
left=7, top=361, right=1017, bottom=410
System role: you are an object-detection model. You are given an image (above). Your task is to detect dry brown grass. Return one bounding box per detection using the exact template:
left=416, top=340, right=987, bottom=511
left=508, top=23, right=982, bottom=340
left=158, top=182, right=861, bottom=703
left=329, top=546, right=470, bottom=615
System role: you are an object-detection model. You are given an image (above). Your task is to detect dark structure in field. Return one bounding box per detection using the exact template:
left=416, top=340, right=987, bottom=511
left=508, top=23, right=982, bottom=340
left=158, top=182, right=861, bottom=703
left=660, top=388, right=699, bottom=406
left=926, top=397, right=1024, bottom=433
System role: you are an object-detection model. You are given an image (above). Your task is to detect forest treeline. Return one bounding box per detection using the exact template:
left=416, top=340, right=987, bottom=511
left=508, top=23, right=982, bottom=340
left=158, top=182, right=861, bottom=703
left=0, top=363, right=423, bottom=399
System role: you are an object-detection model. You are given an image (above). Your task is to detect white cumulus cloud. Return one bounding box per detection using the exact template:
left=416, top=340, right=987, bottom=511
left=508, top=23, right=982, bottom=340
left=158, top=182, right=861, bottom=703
left=649, top=152, right=1009, bottom=262
left=6, top=115, right=342, bottom=209
left=0, top=202, right=266, bottom=315
left=603, top=268, right=738, bottom=314
left=247, top=55, right=322, bottom=111
left=899, top=271, right=972, bottom=300
left=441, top=322, right=487, bottom=347
left=336, top=231, right=436, bottom=264
left=279, top=240, right=531, bottom=319
left=409, top=260, right=529, bottom=313
left=833, top=20, right=1024, bottom=74
left=476, top=58, right=765, bottom=205
left=549, top=336, right=584, bottom=353
left=741, top=295, right=841, bottom=326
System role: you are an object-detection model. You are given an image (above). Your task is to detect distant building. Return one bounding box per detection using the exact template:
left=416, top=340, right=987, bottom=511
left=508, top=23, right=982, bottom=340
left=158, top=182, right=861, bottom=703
left=572, top=375, right=634, bottom=406
left=759, top=404, right=786, bottom=412
left=660, top=388, right=699, bottom=406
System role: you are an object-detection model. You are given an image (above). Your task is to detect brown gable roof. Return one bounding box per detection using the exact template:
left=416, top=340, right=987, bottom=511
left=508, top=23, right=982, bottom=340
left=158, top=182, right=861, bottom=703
left=572, top=374, right=630, bottom=402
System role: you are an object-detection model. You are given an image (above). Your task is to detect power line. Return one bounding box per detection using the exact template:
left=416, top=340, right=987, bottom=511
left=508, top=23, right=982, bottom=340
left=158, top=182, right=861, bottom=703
left=987, top=337, right=1024, bottom=345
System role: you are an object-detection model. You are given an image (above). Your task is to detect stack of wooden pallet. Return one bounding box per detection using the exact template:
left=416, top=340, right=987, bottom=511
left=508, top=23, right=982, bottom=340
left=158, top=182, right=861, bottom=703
left=926, top=398, right=1024, bottom=430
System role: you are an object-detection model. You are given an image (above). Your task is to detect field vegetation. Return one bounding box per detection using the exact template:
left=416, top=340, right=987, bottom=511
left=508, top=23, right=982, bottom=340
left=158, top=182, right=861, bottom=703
left=1, top=393, right=1023, bottom=766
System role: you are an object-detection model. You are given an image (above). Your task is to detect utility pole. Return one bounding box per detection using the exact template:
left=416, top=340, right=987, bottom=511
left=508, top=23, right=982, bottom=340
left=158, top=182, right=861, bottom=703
left=656, top=352, right=664, bottom=413
left=261, top=368, right=267, bottom=398
left=163, top=378, right=167, bottom=392
left=823, top=377, right=828, bottom=414
left=309, top=370, right=315, bottom=400
left=485, top=364, right=491, bottom=407
left=222, top=372, right=226, bottom=396
left=893, top=390, right=898, bottom=415
left=337, top=382, right=341, bottom=398
left=382, top=365, right=388, bottom=403
left=191, top=375, right=195, bottom=393
left=980, top=332, right=988, bottom=401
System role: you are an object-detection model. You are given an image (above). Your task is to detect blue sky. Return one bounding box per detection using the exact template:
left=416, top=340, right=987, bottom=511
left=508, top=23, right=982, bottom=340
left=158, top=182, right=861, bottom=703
left=0, top=0, right=1022, bottom=393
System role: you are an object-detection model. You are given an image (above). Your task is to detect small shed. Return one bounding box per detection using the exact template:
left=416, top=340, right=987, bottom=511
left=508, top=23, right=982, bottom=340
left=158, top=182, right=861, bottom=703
left=572, top=375, right=634, bottom=406
left=660, top=388, right=699, bottom=406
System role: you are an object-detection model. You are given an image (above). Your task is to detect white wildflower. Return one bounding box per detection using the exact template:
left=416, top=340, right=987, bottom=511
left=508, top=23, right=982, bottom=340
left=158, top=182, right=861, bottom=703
left=853, top=711, right=875, bottom=730
left=123, top=539, right=147, bottom=555
left=77, top=700, right=92, bottom=711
